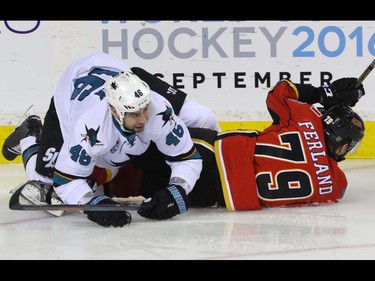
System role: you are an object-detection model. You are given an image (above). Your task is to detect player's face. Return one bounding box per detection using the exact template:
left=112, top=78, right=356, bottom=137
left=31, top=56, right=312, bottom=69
left=123, top=106, right=149, bottom=132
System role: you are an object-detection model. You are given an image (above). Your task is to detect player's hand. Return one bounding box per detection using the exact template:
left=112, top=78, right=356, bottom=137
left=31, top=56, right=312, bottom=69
left=84, top=195, right=132, bottom=227
left=137, top=185, right=189, bottom=220
left=320, top=77, right=365, bottom=109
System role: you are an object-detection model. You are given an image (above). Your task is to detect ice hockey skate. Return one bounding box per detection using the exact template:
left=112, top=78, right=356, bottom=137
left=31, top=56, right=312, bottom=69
left=19, top=180, right=65, bottom=217
left=2, top=109, right=43, bottom=161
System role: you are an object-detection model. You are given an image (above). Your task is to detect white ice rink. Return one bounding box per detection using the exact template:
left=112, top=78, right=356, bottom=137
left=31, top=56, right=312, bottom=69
left=1, top=159, right=375, bottom=260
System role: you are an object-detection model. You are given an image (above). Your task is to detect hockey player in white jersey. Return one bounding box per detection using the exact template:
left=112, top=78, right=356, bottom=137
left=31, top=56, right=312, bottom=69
left=3, top=51, right=218, bottom=227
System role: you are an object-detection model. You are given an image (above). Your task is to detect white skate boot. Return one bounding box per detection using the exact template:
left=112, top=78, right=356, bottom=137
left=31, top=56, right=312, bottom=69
left=20, top=180, right=65, bottom=217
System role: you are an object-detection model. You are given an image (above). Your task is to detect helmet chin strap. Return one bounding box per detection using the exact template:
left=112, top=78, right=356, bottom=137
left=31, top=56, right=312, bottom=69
left=122, top=124, right=136, bottom=134
left=108, top=105, right=135, bottom=134
left=119, top=117, right=136, bottom=134
left=111, top=114, right=136, bottom=135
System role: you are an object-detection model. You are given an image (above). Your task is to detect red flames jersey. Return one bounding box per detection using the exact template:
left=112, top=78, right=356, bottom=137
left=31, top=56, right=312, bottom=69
left=215, top=80, right=347, bottom=211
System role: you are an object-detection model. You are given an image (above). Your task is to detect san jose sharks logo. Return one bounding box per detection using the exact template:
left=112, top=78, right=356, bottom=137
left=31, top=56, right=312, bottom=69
left=110, top=81, right=118, bottom=90
left=157, top=104, right=174, bottom=127
left=81, top=125, right=103, bottom=147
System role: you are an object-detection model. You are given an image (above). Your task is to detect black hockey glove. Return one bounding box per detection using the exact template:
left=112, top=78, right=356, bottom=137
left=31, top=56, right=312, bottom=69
left=320, top=77, right=365, bottom=110
left=137, top=185, right=189, bottom=220
left=84, top=196, right=132, bottom=227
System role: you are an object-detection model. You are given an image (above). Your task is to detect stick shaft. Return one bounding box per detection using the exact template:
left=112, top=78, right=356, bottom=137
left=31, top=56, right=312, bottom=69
left=355, top=58, right=375, bottom=87
left=9, top=182, right=140, bottom=212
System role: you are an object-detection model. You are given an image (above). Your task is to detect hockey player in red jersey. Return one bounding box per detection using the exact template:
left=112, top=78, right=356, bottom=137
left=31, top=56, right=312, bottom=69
left=214, top=78, right=365, bottom=210
left=108, top=77, right=365, bottom=218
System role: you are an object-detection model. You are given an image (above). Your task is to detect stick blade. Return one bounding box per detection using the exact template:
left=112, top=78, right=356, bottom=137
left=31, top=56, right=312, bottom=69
left=8, top=182, right=24, bottom=210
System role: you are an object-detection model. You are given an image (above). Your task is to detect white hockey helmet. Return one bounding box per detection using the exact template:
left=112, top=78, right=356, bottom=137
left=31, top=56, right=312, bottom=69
left=104, top=72, right=151, bottom=131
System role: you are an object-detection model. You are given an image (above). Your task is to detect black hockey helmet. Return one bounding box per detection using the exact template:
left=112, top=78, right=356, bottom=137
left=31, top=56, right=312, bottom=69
left=322, top=104, right=365, bottom=162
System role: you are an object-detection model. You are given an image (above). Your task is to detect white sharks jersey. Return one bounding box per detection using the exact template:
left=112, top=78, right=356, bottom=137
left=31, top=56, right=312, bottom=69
left=52, top=52, right=202, bottom=204
left=98, top=91, right=203, bottom=186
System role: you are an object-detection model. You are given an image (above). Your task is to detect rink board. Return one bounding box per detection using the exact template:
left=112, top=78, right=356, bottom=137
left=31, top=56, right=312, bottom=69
left=0, top=121, right=374, bottom=164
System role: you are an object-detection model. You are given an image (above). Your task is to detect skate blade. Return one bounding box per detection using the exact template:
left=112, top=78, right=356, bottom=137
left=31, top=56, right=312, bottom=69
left=20, top=184, right=65, bottom=217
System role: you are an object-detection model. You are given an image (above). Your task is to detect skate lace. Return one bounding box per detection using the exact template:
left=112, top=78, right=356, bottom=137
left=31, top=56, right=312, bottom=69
left=7, top=145, right=21, bottom=155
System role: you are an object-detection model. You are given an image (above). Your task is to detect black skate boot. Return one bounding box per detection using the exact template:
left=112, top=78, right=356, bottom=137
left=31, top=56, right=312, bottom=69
left=20, top=180, right=65, bottom=217
left=2, top=115, right=43, bottom=161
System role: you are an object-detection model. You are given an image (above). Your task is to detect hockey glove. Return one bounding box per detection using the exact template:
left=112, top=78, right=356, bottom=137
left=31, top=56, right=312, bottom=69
left=320, top=77, right=365, bottom=110
left=137, top=185, right=189, bottom=220
left=84, top=196, right=132, bottom=227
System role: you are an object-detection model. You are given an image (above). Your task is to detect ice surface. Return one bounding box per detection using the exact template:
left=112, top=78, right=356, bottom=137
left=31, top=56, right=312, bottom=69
left=1, top=160, right=375, bottom=260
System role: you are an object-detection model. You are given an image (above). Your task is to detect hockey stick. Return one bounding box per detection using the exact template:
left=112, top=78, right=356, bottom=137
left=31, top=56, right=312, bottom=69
left=9, top=182, right=141, bottom=212
left=355, top=58, right=375, bottom=88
